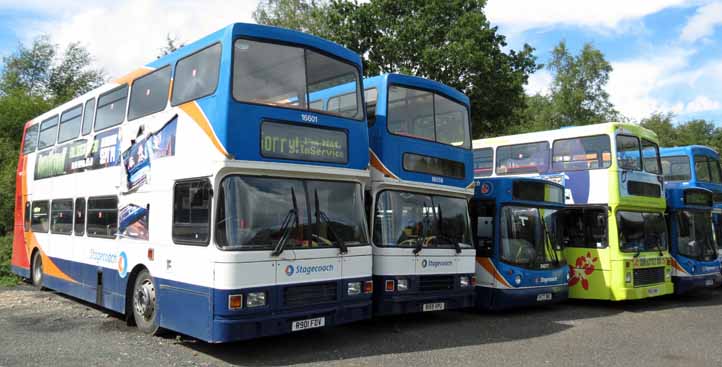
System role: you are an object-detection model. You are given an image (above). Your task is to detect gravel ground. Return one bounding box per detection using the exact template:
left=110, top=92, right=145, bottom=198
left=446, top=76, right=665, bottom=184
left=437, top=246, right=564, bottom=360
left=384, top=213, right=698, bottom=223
left=2, top=284, right=722, bottom=367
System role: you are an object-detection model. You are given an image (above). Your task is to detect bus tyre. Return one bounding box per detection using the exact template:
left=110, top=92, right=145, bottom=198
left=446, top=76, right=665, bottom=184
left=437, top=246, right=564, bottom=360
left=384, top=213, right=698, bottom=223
left=132, top=269, right=160, bottom=335
left=31, top=251, right=43, bottom=289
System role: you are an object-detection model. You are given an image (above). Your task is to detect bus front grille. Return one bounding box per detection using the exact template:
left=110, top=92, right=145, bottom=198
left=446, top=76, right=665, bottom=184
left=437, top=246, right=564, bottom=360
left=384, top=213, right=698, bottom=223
left=419, top=275, right=455, bottom=292
left=633, top=267, right=665, bottom=287
left=283, top=282, right=337, bottom=307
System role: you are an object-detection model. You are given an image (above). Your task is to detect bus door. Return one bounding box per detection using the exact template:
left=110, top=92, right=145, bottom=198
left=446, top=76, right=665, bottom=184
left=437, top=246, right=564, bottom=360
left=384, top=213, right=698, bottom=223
left=469, top=199, right=497, bottom=288
left=557, top=206, right=611, bottom=298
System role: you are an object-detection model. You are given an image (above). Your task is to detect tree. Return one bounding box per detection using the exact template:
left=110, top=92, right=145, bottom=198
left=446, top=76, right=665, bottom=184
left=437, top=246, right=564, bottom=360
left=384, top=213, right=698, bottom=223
left=254, top=0, right=540, bottom=138
left=158, top=34, right=186, bottom=58
left=640, top=112, right=677, bottom=147
left=0, top=36, right=103, bottom=232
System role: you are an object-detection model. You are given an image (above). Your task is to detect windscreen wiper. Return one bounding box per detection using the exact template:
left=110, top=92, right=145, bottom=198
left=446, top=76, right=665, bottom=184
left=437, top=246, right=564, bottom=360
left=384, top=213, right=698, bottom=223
left=313, top=189, right=347, bottom=254
left=538, top=208, right=560, bottom=265
left=271, top=187, right=300, bottom=256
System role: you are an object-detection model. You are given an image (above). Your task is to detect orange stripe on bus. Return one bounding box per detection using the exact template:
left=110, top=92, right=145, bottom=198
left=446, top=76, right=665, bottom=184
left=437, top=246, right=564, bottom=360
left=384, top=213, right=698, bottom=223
left=671, top=258, right=687, bottom=274
left=179, top=102, right=230, bottom=158
left=113, top=67, right=154, bottom=85
left=476, top=257, right=512, bottom=288
left=24, top=232, right=77, bottom=283
left=369, top=149, right=399, bottom=179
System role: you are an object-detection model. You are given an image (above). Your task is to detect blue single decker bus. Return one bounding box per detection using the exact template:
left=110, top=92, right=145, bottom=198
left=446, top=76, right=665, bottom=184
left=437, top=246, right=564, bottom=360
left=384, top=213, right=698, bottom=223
left=469, top=177, right=569, bottom=310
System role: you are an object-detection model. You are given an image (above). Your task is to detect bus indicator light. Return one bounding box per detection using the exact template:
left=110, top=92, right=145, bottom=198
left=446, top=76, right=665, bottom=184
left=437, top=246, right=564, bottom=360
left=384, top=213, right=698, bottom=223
left=363, top=280, right=373, bottom=294
left=385, top=280, right=395, bottom=292
left=147, top=248, right=154, bottom=261
left=228, top=294, right=243, bottom=310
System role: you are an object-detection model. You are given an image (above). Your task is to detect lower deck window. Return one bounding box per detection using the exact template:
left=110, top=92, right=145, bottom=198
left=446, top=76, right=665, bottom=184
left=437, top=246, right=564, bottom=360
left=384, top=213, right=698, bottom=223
left=173, top=179, right=212, bottom=245
left=51, top=199, right=74, bottom=235
left=87, top=197, right=118, bottom=238
left=31, top=201, right=49, bottom=233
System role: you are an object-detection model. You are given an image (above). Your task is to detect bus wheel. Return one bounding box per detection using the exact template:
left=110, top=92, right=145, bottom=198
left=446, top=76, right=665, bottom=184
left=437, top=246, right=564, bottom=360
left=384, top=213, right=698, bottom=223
left=132, top=269, right=160, bottom=335
left=31, top=251, right=43, bottom=288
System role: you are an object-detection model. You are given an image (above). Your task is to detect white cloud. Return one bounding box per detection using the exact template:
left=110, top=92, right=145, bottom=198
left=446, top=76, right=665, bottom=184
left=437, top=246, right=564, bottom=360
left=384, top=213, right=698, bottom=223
left=486, top=0, right=692, bottom=33
left=525, top=69, right=553, bottom=96
left=685, top=95, right=721, bottom=112
left=9, top=0, right=259, bottom=78
left=681, top=1, right=722, bottom=42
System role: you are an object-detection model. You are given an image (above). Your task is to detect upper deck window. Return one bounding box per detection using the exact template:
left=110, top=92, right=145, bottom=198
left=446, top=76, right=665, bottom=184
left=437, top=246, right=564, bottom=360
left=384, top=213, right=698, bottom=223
left=232, top=39, right=363, bottom=121
left=37, top=115, right=59, bottom=150
left=661, top=155, right=691, bottom=181
left=129, top=65, right=171, bottom=120
left=615, top=135, right=641, bottom=171
left=694, top=155, right=722, bottom=183
left=552, top=135, right=611, bottom=171
left=473, top=148, right=493, bottom=177
left=387, top=85, right=470, bottom=149
left=22, top=124, right=39, bottom=154
left=641, top=139, right=661, bottom=175
left=496, top=142, right=549, bottom=175
left=81, top=98, right=95, bottom=136
left=95, top=85, right=128, bottom=131
left=57, top=105, right=82, bottom=144
left=172, top=43, right=221, bottom=106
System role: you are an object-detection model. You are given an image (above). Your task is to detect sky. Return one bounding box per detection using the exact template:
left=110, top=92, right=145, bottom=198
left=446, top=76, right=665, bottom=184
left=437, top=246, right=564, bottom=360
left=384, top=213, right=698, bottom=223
left=0, top=0, right=720, bottom=124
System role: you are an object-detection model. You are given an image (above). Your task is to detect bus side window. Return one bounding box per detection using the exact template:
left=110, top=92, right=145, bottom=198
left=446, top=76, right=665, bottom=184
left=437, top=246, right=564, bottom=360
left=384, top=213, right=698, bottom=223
left=74, top=198, right=86, bottom=236
left=24, top=201, right=31, bottom=231
left=31, top=201, right=49, bottom=233
left=87, top=196, right=118, bottom=238
left=365, top=88, right=377, bottom=126
left=173, top=179, right=212, bottom=245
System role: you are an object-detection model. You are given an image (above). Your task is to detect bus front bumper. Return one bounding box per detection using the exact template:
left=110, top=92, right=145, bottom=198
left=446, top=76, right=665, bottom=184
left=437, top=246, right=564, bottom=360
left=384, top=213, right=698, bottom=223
left=372, top=275, right=475, bottom=316
left=475, top=284, right=568, bottom=311
left=673, top=274, right=722, bottom=295
left=211, top=299, right=372, bottom=343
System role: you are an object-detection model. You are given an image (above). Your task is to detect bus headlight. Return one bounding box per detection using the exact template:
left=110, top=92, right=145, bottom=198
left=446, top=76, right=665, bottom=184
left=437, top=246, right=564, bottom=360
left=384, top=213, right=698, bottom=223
left=625, top=272, right=632, bottom=284
left=347, top=282, right=361, bottom=295
left=514, top=274, right=522, bottom=285
left=246, top=292, right=266, bottom=308
left=566, top=272, right=570, bottom=281
left=397, top=279, right=409, bottom=291
left=460, top=276, right=470, bottom=288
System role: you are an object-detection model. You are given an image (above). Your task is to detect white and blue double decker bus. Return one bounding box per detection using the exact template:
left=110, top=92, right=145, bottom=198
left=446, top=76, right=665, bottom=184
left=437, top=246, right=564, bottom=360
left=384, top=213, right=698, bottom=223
left=660, top=146, right=722, bottom=252
left=469, top=177, right=568, bottom=309
left=363, top=74, right=476, bottom=315
left=11, top=23, right=373, bottom=343
left=664, top=186, right=721, bottom=293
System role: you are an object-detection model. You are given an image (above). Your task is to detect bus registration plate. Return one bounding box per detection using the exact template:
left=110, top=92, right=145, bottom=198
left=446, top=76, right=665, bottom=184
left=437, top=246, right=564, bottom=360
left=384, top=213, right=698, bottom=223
left=536, top=293, right=552, bottom=301
left=422, top=302, right=445, bottom=312
left=648, top=288, right=659, bottom=296
left=706, top=279, right=714, bottom=286
left=291, top=317, right=325, bottom=332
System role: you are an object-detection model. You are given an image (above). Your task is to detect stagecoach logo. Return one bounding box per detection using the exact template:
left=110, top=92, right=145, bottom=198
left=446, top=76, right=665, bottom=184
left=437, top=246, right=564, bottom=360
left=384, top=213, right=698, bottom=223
left=421, top=259, right=453, bottom=268
left=284, top=264, right=335, bottom=276
left=535, top=276, right=559, bottom=284
left=118, top=251, right=128, bottom=279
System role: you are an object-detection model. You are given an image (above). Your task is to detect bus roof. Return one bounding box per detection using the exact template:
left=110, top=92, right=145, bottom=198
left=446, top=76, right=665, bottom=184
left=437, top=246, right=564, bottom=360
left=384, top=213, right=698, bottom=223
left=364, top=73, right=469, bottom=106
left=660, top=145, right=720, bottom=158
left=472, top=122, right=659, bottom=149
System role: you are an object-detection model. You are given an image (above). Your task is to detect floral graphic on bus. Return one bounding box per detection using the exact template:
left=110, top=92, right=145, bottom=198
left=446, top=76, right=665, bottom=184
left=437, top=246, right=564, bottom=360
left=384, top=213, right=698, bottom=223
left=568, top=252, right=598, bottom=290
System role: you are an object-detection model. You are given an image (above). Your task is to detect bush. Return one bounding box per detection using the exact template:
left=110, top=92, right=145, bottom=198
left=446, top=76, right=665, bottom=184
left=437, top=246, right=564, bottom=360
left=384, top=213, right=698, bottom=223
left=0, top=235, right=19, bottom=286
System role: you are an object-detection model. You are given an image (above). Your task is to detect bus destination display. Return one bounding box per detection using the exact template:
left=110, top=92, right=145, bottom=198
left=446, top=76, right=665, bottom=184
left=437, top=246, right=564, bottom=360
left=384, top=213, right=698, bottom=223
left=261, top=121, right=347, bottom=164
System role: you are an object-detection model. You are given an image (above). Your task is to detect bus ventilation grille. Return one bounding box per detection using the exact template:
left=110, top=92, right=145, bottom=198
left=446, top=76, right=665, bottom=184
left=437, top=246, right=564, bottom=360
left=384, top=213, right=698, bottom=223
left=627, top=181, right=661, bottom=198
left=419, top=275, right=455, bottom=292
left=633, top=267, right=665, bottom=287
left=283, top=282, right=338, bottom=307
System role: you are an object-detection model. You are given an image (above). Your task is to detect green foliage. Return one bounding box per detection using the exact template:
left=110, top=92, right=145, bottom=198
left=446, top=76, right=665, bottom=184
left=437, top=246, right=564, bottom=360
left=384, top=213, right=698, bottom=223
left=0, top=236, right=19, bottom=286
left=640, top=113, right=722, bottom=152
left=640, top=112, right=677, bottom=146
left=254, top=0, right=540, bottom=138
left=522, top=41, right=621, bottom=132
left=0, top=36, right=103, bottom=233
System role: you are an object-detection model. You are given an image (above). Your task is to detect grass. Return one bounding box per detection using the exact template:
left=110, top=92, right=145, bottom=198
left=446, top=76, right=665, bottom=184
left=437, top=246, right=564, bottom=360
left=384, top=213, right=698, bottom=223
left=0, top=235, right=20, bottom=286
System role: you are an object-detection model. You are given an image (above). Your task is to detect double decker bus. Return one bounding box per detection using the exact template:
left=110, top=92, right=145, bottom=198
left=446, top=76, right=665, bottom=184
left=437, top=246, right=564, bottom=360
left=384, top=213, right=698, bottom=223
left=11, top=23, right=373, bottom=343
left=469, top=177, right=568, bottom=310
left=664, top=186, right=721, bottom=293
left=472, top=123, right=674, bottom=301
left=660, top=146, right=722, bottom=252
